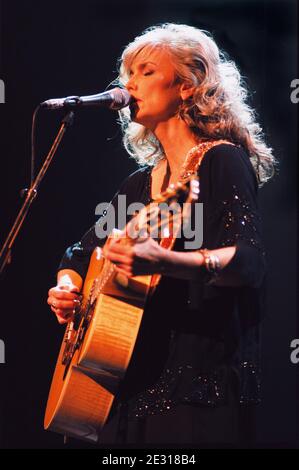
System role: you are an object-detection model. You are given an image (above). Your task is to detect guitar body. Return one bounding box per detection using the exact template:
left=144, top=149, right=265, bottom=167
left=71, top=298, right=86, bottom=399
left=44, top=245, right=154, bottom=443
left=44, top=177, right=199, bottom=443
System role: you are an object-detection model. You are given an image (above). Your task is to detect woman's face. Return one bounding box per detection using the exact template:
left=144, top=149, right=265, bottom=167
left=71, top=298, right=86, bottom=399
left=125, top=48, right=182, bottom=129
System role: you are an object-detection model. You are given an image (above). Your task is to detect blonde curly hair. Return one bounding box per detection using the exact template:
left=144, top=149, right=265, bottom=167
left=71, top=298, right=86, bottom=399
left=115, top=23, right=275, bottom=185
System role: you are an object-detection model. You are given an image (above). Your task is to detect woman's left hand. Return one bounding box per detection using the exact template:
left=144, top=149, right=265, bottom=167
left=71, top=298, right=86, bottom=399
left=102, top=234, right=166, bottom=277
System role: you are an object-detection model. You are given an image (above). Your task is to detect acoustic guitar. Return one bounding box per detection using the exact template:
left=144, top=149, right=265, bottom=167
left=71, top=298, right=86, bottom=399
left=44, top=176, right=199, bottom=443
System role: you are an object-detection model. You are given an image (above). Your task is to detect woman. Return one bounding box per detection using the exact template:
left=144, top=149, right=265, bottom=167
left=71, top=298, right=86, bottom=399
left=47, top=23, right=275, bottom=446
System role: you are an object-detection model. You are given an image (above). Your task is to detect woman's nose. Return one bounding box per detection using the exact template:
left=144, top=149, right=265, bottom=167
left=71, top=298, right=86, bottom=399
left=126, top=76, right=137, bottom=92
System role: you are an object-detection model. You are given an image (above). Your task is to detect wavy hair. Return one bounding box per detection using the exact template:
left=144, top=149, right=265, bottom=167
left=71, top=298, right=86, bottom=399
left=115, top=23, right=275, bottom=185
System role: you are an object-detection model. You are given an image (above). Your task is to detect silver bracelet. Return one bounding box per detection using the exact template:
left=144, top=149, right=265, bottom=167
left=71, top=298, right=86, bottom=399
left=199, top=249, right=221, bottom=274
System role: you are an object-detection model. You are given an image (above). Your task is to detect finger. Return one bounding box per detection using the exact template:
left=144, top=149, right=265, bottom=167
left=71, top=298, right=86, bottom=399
left=134, top=234, right=150, bottom=243
left=56, top=313, right=68, bottom=325
left=115, top=262, right=157, bottom=277
left=105, top=235, right=123, bottom=250
left=55, top=311, right=74, bottom=324
left=49, top=286, right=82, bottom=297
left=48, top=284, right=81, bottom=294
left=111, top=229, right=126, bottom=240
left=105, top=242, right=133, bottom=256
left=48, top=289, right=82, bottom=301
left=105, top=252, right=132, bottom=266
left=107, top=244, right=128, bottom=255
left=50, top=306, right=69, bottom=316
left=48, top=297, right=81, bottom=310
left=47, top=296, right=78, bottom=307
left=58, top=284, right=80, bottom=293
left=51, top=306, right=74, bottom=321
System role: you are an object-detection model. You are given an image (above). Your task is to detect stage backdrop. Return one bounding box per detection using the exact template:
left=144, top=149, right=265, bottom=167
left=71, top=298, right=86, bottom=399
left=0, top=0, right=297, bottom=448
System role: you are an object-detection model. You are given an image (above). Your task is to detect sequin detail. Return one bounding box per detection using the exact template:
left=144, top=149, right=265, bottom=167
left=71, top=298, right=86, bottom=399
left=129, top=365, right=228, bottom=418
left=131, top=367, right=182, bottom=418
left=128, top=360, right=261, bottom=418
left=218, top=185, right=262, bottom=250
left=181, top=370, right=226, bottom=406
left=238, top=361, right=261, bottom=405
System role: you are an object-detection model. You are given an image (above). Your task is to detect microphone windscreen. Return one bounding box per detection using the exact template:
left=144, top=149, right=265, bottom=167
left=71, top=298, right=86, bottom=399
left=110, top=88, right=131, bottom=110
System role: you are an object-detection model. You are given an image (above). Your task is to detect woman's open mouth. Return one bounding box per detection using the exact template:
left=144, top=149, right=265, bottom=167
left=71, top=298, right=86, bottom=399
left=129, top=99, right=140, bottom=116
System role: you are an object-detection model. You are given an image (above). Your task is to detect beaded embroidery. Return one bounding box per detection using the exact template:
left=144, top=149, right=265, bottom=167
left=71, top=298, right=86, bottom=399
left=129, top=364, right=228, bottom=418
left=238, top=361, right=261, bottom=404
left=219, top=184, right=263, bottom=251
left=179, top=140, right=234, bottom=182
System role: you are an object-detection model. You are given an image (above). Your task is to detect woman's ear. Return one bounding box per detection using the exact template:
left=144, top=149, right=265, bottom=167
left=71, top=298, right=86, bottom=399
left=180, top=82, right=195, bottom=101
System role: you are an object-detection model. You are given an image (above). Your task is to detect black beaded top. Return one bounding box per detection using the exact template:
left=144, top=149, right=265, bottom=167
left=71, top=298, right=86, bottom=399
left=59, top=143, right=266, bottom=417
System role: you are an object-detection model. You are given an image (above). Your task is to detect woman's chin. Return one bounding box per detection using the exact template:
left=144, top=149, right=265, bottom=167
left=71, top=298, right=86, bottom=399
left=132, top=113, right=157, bottom=129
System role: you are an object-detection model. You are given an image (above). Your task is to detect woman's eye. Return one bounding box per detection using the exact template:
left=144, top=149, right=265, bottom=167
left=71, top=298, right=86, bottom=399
left=144, top=71, right=153, bottom=76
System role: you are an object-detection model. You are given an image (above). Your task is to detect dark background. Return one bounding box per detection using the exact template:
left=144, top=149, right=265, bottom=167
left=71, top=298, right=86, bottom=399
left=0, top=0, right=297, bottom=448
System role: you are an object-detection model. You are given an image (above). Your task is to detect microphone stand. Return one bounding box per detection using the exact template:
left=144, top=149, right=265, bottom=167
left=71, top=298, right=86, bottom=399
left=0, top=109, right=75, bottom=276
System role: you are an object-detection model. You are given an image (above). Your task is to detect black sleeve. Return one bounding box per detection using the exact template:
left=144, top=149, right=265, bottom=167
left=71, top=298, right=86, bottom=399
left=200, top=144, right=266, bottom=288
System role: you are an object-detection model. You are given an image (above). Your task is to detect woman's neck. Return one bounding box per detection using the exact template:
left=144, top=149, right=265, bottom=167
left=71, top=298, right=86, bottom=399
left=153, top=117, right=200, bottom=174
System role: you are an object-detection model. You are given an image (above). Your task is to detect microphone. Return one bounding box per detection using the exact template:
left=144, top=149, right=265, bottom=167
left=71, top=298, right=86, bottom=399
left=40, top=87, right=131, bottom=110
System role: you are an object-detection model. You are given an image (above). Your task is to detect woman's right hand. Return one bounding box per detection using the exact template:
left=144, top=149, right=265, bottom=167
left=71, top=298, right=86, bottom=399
left=47, top=282, right=82, bottom=324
